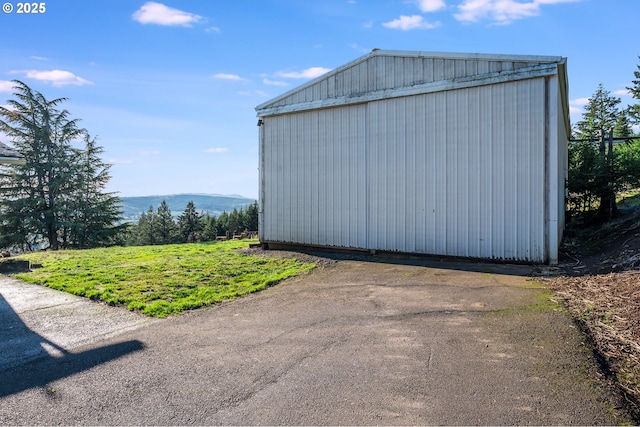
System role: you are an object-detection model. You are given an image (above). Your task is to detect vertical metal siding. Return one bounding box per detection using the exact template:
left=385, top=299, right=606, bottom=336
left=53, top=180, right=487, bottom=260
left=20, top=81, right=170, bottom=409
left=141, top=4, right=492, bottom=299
left=271, top=55, right=548, bottom=108
left=262, top=105, right=367, bottom=248
left=260, top=53, right=561, bottom=262
left=364, top=79, right=546, bottom=261
left=546, top=74, right=569, bottom=264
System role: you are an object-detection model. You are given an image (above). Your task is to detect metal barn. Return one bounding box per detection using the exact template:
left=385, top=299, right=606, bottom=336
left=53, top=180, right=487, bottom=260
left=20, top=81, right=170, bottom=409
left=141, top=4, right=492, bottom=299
left=255, top=50, right=569, bottom=264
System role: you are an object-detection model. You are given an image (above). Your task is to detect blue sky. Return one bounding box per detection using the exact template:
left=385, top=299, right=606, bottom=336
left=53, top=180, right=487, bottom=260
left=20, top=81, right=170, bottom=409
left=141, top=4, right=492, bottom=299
left=1, top=0, right=639, bottom=199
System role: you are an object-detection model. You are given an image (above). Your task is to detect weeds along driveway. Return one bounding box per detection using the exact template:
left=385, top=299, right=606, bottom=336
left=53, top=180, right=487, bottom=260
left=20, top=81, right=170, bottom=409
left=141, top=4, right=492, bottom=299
left=0, top=256, right=633, bottom=425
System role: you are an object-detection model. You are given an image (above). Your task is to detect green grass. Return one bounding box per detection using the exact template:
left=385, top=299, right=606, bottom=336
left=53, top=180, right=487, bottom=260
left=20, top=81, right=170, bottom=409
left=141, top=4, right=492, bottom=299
left=15, top=240, right=315, bottom=318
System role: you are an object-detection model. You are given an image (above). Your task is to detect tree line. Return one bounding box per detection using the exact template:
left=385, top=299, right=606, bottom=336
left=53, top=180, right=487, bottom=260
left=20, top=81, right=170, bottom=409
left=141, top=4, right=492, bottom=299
left=126, top=200, right=258, bottom=246
left=568, top=56, right=640, bottom=223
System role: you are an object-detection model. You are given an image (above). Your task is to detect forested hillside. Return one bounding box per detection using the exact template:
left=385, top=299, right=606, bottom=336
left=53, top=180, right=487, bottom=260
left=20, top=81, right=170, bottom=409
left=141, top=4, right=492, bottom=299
left=121, top=194, right=254, bottom=220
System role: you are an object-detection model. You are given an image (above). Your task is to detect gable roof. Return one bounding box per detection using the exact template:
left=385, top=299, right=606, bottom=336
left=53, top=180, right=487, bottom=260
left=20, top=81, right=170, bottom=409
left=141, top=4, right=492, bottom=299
left=256, top=49, right=568, bottom=123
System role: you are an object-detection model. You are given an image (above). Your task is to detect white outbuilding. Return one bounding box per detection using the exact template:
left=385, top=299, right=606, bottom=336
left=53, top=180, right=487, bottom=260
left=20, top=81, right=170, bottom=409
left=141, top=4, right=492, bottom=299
left=255, top=50, right=569, bottom=264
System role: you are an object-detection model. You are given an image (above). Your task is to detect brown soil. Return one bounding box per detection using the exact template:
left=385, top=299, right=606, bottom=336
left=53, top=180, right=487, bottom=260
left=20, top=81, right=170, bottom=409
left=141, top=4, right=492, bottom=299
left=543, top=207, right=640, bottom=417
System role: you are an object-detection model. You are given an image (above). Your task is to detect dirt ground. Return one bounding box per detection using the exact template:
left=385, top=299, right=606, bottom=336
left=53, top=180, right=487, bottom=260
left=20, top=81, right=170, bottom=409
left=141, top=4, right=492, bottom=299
left=542, top=207, right=640, bottom=418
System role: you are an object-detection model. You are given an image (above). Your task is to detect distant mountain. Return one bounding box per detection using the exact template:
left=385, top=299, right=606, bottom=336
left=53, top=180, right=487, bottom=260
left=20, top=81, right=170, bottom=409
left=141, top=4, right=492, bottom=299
left=120, top=194, right=256, bottom=221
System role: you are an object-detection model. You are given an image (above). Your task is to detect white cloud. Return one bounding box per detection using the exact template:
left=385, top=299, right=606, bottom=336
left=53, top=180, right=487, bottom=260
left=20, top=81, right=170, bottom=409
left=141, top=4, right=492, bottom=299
left=132, top=2, right=203, bottom=27
left=614, top=89, right=631, bottom=97
left=276, top=67, right=332, bottom=79
left=569, top=97, right=589, bottom=117
left=22, top=70, right=93, bottom=87
left=571, top=97, right=590, bottom=106
left=263, top=78, right=289, bottom=86
left=0, top=80, right=14, bottom=93
left=213, top=73, right=244, bottom=81
left=416, top=0, right=446, bottom=12
left=204, top=147, right=228, bottom=154
left=454, top=0, right=581, bottom=25
left=569, top=105, right=582, bottom=116
left=30, top=55, right=48, bottom=61
left=383, top=15, right=441, bottom=30
left=205, top=26, right=220, bottom=33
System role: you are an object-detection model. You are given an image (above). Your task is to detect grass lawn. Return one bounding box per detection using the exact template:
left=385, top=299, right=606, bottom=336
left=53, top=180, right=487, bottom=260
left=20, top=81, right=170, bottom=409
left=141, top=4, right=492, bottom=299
left=15, top=240, right=315, bottom=318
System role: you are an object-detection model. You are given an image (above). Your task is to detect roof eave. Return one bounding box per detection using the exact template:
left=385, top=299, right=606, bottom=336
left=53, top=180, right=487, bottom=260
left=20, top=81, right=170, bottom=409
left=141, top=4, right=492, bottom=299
left=256, top=49, right=568, bottom=115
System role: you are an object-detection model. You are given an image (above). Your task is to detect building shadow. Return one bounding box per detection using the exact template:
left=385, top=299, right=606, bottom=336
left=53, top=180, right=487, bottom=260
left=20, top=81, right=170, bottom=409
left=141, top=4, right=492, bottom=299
left=264, top=245, right=541, bottom=276
left=0, top=294, right=144, bottom=398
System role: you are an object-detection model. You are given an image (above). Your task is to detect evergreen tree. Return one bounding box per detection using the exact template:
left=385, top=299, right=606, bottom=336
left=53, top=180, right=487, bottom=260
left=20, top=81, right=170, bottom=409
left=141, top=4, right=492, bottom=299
left=575, top=84, right=622, bottom=141
left=0, top=80, right=124, bottom=250
left=246, top=201, right=259, bottom=231
left=614, top=111, right=634, bottom=139
left=129, top=210, right=147, bottom=246
left=177, top=201, right=203, bottom=242
left=135, top=205, right=157, bottom=245
left=216, top=211, right=229, bottom=237
left=627, top=56, right=640, bottom=125
left=202, top=214, right=218, bottom=241
left=567, top=140, right=599, bottom=213
left=65, top=134, right=124, bottom=248
left=573, top=84, right=623, bottom=219
left=156, top=200, right=177, bottom=244
left=227, top=208, right=243, bottom=235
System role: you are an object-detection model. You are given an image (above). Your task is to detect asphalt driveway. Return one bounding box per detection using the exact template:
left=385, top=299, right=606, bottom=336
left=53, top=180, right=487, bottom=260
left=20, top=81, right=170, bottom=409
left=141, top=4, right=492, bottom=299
left=0, top=255, right=633, bottom=425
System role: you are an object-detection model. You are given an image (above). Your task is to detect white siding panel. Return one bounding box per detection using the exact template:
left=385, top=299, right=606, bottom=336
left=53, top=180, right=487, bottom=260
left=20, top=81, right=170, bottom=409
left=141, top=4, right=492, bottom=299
left=260, top=53, right=563, bottom=262
left=365, top=79, right=546, bottom=261
left=262, top=106, right=368, bottom=248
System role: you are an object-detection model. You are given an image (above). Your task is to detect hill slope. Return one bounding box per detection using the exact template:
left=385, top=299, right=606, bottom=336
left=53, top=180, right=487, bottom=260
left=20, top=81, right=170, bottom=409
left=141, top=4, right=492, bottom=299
left=544, top=206, right=640, bottom=418
left=120, top=194, right=255, bottom=220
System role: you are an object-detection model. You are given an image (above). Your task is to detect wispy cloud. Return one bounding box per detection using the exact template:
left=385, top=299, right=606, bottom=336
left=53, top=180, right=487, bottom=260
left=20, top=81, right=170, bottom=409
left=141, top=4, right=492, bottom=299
left=263, top=78, right=289, bottom=87
left=416, top=0, right=446, bottom=12
left=139, top=150, right=160, bottom=156
left=349, top=43, right=369, bottom=53
left=17, top=70, right=93, bottom=87
left=383, top=15, right=441, bottom=30
left=30, top=55, right=48, bottom=61
left=276, top=67, right=332, bottom=79
left=569, top=97, right=589, bottom=116
left=569, top=105, right=582, bottom=116
left=571, top=97, right=590, bottom=106
left=0, top=80, right=15, bottom=93
left=454, top=0, right=581, bottom=25
left=213, top=73, right=245, bottom=81
left=614, top=89, right=631, bottom=97
left=132, top=2, right=204, bottom=27
left=205, top=26, right=220, bottom=33
left=204, top=147, right=228, bottom=154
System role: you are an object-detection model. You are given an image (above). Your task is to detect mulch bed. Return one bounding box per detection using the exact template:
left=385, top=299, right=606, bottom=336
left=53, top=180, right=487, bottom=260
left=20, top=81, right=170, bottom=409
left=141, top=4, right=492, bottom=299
left=544, top=212, right=640, bottom=417
left=545, top=271, right=640, bottom=411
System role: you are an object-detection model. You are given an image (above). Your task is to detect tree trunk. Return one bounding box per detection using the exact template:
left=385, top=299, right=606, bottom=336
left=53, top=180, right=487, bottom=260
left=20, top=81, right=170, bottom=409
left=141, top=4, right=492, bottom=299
left=597, top=190, right=618, bottom=221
